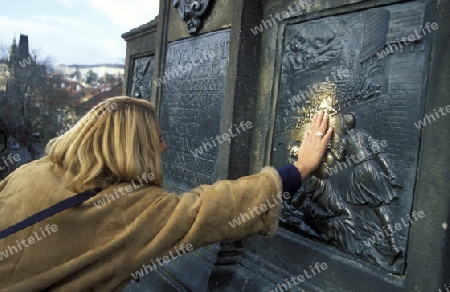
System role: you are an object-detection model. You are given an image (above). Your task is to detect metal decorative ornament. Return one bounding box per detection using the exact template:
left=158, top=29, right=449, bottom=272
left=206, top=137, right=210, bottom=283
left=173, top=0, right=211, bottom=34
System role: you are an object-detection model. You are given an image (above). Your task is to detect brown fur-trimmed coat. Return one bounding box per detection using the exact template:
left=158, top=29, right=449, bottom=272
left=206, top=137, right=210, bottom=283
left=0, top=157, right=282, bottom=291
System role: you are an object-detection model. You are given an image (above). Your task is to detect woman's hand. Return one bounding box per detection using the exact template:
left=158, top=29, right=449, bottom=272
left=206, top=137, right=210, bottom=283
left=294, top=111, right=333, bottom=180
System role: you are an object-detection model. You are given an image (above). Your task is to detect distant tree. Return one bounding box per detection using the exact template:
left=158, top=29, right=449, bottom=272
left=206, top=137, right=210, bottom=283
left=36, top=75, right=73, bottom=139
left=0, top=115, right=11, bottom=153
left=0, top=49, right=73, bottom=160
left=85, top=69, right=98, bottom=85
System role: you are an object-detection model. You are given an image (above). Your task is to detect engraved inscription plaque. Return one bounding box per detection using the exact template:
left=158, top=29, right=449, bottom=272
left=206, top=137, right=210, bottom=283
left=159, top=30, right=230, bottom=191
left=272, top=2, right=431, bottom=274
left=130, top=56, right=154, bottom=101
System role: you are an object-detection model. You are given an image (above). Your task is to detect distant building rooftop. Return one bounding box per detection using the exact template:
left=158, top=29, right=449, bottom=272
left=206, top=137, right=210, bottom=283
left=57, top=64, right=124, bottom=69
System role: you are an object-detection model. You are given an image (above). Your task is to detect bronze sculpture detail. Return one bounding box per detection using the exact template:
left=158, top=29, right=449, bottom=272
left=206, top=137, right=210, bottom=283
left=173, top=0, right=212, bottom=34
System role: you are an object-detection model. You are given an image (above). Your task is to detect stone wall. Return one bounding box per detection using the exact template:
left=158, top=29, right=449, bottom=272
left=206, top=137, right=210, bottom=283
left=123, top=0, right=450, bottom=290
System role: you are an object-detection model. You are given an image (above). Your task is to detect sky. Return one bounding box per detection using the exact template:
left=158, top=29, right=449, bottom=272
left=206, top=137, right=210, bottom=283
left=0, top=0, right=159, bottom=65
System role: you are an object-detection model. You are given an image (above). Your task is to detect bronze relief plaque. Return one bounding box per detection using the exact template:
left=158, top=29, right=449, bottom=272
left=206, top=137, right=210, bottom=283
left=272, top=2, right=432, bottom=274
left=130, top=56, right=154, bottom=101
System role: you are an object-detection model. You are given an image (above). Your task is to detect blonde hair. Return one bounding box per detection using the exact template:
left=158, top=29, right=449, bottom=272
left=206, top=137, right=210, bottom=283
left=46, top=96, right=162, bottom=192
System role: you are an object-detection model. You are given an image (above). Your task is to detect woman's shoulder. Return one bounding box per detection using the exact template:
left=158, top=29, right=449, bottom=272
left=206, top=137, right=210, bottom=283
left=0, top=156, right=66, bottom=198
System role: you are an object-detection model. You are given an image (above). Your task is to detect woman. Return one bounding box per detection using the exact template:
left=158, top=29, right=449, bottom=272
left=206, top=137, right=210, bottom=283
left=0, top=96, right=332, bottom=291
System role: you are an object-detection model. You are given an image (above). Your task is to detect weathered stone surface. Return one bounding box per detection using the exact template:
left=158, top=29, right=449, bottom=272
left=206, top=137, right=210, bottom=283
left=122, top=17, right=158, bottom=99
left=122, top=0, right=450, bottom=291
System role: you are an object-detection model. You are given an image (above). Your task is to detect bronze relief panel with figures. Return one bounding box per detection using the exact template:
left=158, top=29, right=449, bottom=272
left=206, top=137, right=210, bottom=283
left=129, top=56, right=155, bottom=101
left=271, top=2, right=431, bottom=274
